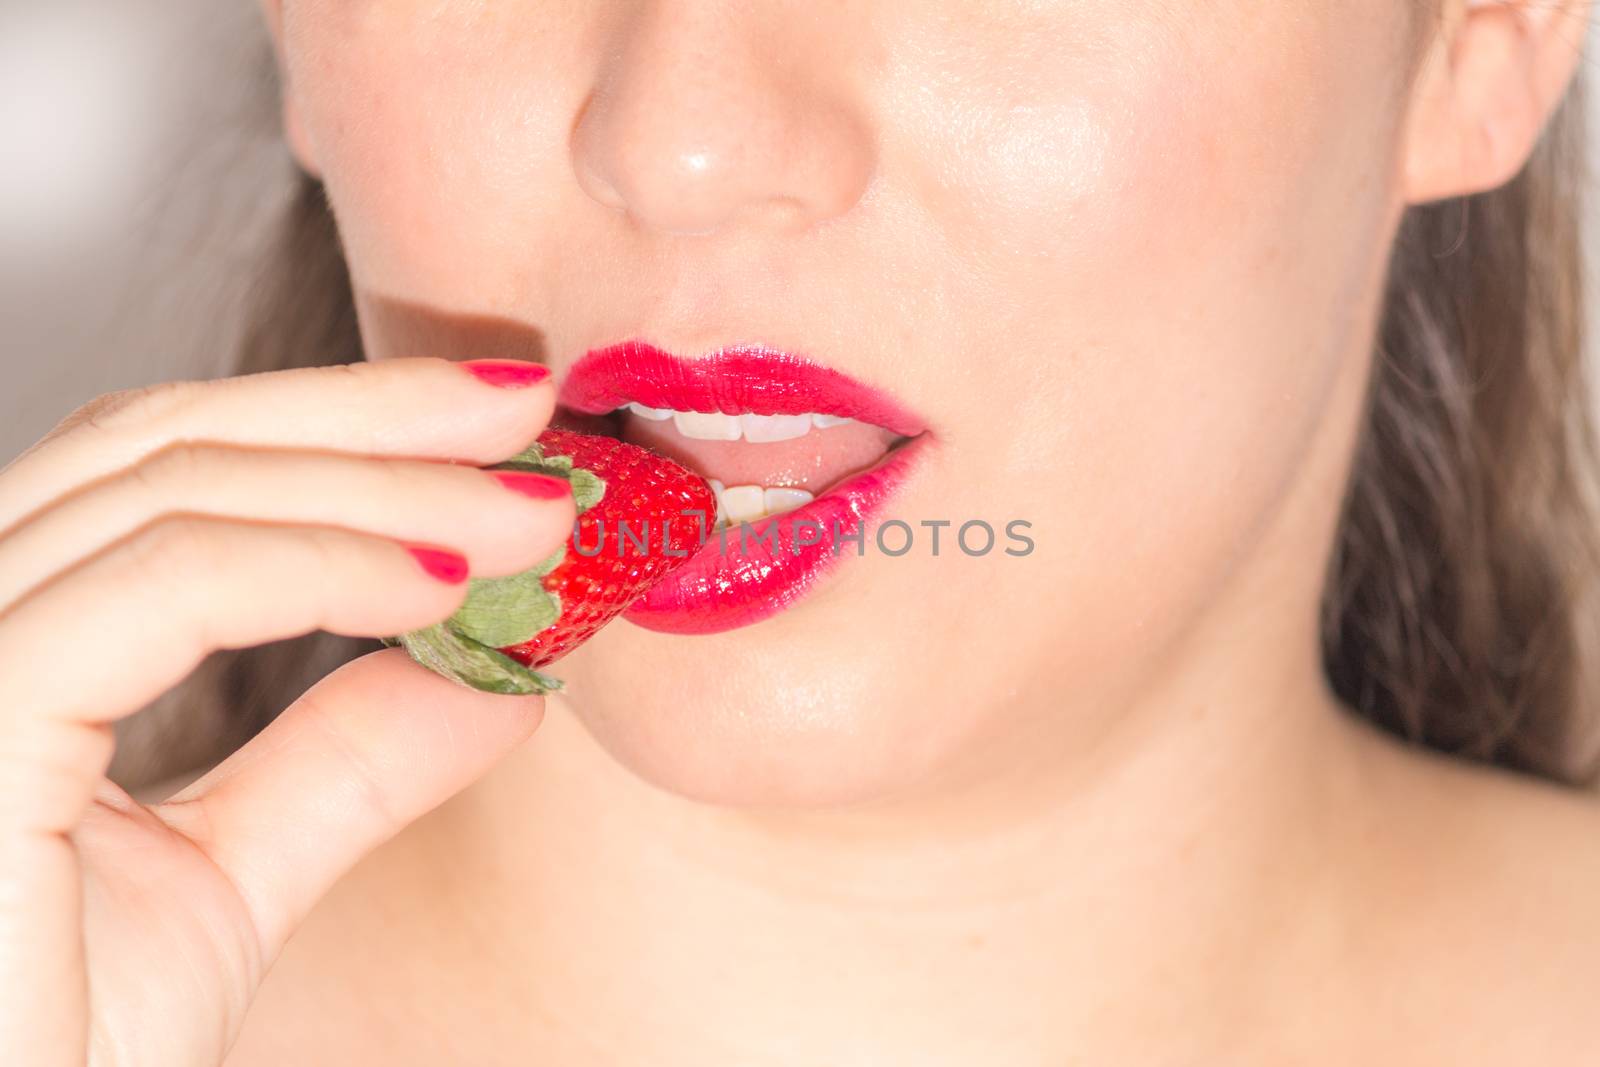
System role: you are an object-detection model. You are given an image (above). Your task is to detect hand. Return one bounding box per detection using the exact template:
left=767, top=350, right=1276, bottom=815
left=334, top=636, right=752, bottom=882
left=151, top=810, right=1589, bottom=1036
left=0, top=357, right=573, bottom=1066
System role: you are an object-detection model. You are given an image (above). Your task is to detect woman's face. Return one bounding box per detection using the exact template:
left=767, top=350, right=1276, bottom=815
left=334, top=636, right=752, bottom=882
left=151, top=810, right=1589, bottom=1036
left=271, top=1, right=1420, bottom=805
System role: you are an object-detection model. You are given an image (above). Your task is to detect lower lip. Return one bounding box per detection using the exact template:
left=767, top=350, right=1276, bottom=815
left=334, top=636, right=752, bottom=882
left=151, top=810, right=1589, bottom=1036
left=622, top=436, right=929, bottom=635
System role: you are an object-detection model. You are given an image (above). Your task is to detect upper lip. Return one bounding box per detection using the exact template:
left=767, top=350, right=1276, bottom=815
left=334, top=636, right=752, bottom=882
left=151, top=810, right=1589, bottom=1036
left=558, top=339, right=928, bottom=439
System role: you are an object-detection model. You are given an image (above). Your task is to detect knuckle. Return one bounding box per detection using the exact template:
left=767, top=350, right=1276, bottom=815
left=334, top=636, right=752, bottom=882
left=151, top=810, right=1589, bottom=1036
left=0, top=719, right=115, bottom=827
left=69, top=387, right=143, bottom=429
left=302, top=693, right=403, bottom=829
left=127, top=441, right=221, bottom=497
left=303, top=526, right=402, bottom=594
left=369, top=453, right=426, bottom=493
left=32, top=391, right=136, bottom=450
left=299, top=525, right=355, bottom=573
left=124, top=514, right=223, bottom=584
left=66, top=381, right=202, bottom=437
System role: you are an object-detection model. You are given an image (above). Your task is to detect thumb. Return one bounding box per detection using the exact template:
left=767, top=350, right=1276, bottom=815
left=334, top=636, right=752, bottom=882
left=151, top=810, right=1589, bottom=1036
left=154, top=647, right=543, bottom=958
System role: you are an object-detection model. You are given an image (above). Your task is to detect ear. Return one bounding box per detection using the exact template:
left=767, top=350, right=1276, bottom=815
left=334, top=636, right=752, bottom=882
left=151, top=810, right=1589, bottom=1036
left=258, top=0, right=321, bottom=178
left=1401, top=0, right=1592, bottom=203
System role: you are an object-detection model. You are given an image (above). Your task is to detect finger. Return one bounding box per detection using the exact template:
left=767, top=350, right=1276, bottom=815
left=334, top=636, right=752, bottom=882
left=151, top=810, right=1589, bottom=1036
left=0, top=442, right=575, bottom=609
left=0, top=356, right=554, bottom=535
left=153, top=648, right=542, bottom=959
left=0, top=516, right=486, bottom=834
left=0, top=515, right=487, bottom=725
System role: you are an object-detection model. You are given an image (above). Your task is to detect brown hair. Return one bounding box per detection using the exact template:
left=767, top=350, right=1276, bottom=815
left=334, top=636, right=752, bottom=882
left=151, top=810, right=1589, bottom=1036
left=113, top=25, right=1600, bottom=792
left=1323, top=70, right=1600, bottom=786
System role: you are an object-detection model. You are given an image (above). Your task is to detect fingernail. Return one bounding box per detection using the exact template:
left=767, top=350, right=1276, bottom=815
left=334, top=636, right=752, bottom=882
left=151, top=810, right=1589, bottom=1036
left=491, top=470, right=572, bottom=500
left=404, top=544, right=470, bottom=584
left=459, top=359, right=551, bottom=388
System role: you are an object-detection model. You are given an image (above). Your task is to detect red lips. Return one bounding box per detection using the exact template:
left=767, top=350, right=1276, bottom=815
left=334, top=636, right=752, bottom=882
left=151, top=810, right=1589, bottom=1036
left=559, top=340, right=927, bottom=439
left=558, top=339, right=929, bottom=634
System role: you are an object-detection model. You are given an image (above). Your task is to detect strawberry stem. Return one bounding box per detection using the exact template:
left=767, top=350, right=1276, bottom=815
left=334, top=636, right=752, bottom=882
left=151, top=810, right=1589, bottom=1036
left=382, top=436, right=605, bottom=695
left=382, top=625, right=563, bottom=695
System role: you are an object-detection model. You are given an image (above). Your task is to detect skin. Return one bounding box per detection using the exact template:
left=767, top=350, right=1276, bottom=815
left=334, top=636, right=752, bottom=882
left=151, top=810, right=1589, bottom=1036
left=1, top=0, right=1597, bottom=1063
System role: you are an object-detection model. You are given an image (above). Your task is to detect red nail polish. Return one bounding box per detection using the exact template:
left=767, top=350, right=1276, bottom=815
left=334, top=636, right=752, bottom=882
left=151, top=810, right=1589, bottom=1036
left=491, top=470, right=572, bottom=500
left=404, top=544, right=470, bottom=584
left=459, top=359, right=551, bottom=388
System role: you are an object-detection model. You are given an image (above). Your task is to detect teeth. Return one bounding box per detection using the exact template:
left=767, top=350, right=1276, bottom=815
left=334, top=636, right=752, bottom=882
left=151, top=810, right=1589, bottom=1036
left=706, top=481, right=816, bottom=526
left=719, top=484, right=767, bottom=523
left=673, top=411, right=743, bottom=441
left=740, top=412, right=813, bottom=443
left=707, top=478, right=727, bottom=526
left=762, top=487, right=815, bottom=514
left=617, top=405, right=861, bottom=441
left=625, top=401, right=674, bottom=421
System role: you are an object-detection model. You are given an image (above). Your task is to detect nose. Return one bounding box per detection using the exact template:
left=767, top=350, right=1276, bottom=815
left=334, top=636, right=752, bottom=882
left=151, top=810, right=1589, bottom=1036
left=569, top=4, right=875, bottom=237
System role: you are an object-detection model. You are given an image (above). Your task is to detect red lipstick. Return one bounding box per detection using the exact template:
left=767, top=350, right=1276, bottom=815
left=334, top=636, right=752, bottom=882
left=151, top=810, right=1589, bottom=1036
left=559, top=340, right=926, bottom=439
left=558, top=340, right=929, bottom=634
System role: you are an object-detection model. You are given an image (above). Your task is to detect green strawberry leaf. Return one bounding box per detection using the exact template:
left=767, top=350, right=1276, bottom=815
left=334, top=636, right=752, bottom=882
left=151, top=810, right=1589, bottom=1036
left=494, top=441, right=570, bottom=474
left=567, top=467, right=605, bottom=513
left=381, top=433, right=617, bottom=695
left=382, top=624, right=563, bottom=695
left=496, top=440, right=553, bottom=469
left=447, top=545, right=565, bottom=647
left=490, top=440, right=604, bottom=515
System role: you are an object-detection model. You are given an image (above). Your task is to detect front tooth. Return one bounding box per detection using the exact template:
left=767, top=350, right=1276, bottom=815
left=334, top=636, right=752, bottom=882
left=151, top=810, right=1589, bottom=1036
left=763, top=487, right=814, bottom=515
left=625, top=402, right=674, bottom=421
left=740, top=413, right=812, bottom=443
left=811, top=413, right=853, bottom=429
left=673, top=411, right=742, bottom=441
left=719, top=484, right=767, bottom=523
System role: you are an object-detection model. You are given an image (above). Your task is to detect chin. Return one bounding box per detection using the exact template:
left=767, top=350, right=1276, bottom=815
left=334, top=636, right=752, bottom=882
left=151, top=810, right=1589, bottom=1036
left=555, top=615, right=974, bottom=809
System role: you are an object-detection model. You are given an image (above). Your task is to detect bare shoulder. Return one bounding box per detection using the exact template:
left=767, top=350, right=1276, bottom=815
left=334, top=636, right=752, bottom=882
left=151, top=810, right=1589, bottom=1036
left=1341, top=720, right=1600, bottom=1062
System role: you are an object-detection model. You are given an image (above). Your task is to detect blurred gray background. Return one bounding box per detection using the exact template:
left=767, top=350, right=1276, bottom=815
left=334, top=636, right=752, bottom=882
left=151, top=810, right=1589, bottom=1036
left=2, top=2, right=1598, bottom=466
left=0, top=0, right=292, bottom=463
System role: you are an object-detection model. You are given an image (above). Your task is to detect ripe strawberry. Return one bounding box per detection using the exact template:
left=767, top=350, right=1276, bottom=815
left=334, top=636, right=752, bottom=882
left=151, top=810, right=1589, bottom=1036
left=386, top=428, right=713, bottom=694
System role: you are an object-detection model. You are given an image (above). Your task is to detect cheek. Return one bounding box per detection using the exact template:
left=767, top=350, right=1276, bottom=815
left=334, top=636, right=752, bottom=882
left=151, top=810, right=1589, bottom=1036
left=281, top=4, right=585, bottom=305
left=1055, top=6, right=1402, bottom=508
left=899, top=5, right=1410, bottom=693
left=918, top=3, right=1401, bottom=299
